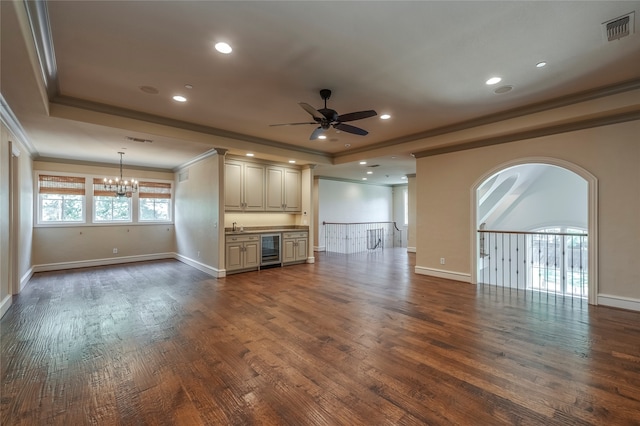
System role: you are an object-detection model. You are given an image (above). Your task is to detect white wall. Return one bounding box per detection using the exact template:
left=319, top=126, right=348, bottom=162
left=484, top=165, right=588, bottom=230
left=316, top=179, right=393, bottom=250
left=407, top=174, right=416, bottom=252
left=392, top=184, right=408, bottom=248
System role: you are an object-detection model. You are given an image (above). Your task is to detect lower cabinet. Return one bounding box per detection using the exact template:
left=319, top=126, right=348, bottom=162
left=282, top=232, right=308, bottom=264
left=226, top=235, right=260, bottom=273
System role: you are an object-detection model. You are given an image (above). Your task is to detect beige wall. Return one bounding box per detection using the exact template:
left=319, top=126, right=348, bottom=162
left=415, top=120, right=640, bottom=301
left=1, top=126, right=11, bottom=308
left=33, top=224, right=175, bottom=265
left=32, top=161, right=175, bottom=267
left=1, top=123, right=34, bottom=318
left=174, top=153, right=221, bottom=271
left=17, top=140, right=33, bottom=281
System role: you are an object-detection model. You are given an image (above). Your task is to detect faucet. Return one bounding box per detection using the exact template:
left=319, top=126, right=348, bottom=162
left=232, top=222, right=237, bottom=232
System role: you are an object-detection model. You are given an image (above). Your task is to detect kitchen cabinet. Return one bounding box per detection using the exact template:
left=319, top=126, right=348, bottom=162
left=266, top=166, right=301, bottom=212
left=282, top=231, right=308, bottom=264
left=225, top=160, right=265, bottom=211
left=226, top=234, right=260, bottom=272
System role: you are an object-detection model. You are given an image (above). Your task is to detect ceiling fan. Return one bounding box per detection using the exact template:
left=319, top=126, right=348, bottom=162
left=270, top=89, right=377, bottom=140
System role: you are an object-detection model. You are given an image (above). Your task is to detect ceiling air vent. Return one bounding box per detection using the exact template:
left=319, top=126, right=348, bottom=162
left=602, top=11, right=635, bottom=42
left=126, top=136, right=153, bottom=143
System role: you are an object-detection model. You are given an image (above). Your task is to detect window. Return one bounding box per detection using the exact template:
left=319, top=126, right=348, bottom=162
left=527, top=227, right=588, bottom=298
left=93, top=178, right=132, bottom=222
left=38, top=174, right=85, bottom=223
left=36, top=172, right=173, bottom=226
left=139, top=181, right=172, bottom=221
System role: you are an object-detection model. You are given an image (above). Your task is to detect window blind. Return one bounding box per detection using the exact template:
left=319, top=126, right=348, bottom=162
left=39, top=175, right=85, bottom=195
left=139, top=181, right=172, bottom=199
left=93, top=178, right=115, bottom=197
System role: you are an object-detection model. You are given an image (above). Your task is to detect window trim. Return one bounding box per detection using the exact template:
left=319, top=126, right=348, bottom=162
left=36, top=172, right=87, bottom=225
left=35, top=171, right=174, bottom=227
left=138, top=181, right=173, bottom=222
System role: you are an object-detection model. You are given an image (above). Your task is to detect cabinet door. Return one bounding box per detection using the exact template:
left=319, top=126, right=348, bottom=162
left=295, top=238, right=308, bottom=261
left=226, top=243, right=243, bottom=271
left=243, top=163, right=265, bottom=211
left=265, top=166, right=285, bottom=211
left=284, top=168, right=301, bottom=212
left=244, top=241, right=260, bottom=268
left=282, top=239, right=296, bottom=263
left=225, top=162, right=243, bottom=211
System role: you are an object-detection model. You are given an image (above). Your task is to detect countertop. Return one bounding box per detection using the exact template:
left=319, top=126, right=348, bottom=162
left=225, top=226, right=309, bottom=236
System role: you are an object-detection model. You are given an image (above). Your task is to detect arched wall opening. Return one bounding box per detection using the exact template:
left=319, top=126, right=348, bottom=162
left=470, top=157, right=598, bottom=305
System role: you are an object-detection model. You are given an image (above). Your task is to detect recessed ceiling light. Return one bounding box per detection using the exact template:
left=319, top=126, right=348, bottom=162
left=173, top=95, right=187, bottom=102
left=366, top=171, right=373, bottom=175
left=486, top=77, right=502, bottom=85
left=494, top=85, right=513, bottom=94
left=401, top=176, right=407, bottom=179
left=344, top=144, right=351, bottom=148
left=359, top=161, right=367, bottom=165
left=318, top=135, right=327, bottom=140
left=184, top=84, right=193, bottom=89
left=536, top=61, right=547, bottom=68
left=380, top=114, right=391, bottom=120
left=215, top=42, right=232, bottom=54
left=139, top=86, right=159, bottom=94
left=246, top=153, right=254, bottom=157
left=288, top=160, right=296, bottom=164
left=362, top=178, right=367, bottom=181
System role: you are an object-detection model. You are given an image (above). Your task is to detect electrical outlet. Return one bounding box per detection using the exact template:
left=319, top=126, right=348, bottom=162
left=197, top=251, right=201, bottom=258
left=113, top=248, right=118, bottom=254
left=440, top=257, right=445, bottom=265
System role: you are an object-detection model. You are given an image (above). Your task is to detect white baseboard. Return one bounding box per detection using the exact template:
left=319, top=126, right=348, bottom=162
left=598, top=294, right=640, bottom=312
left=407, top=247, right=416, bottom=253
left=0, top=294, right=12, bottom=319
left=174, top=253, right=225, bottom=278
left=415, top=266, right=471, bottom=283
left=314, top=246, right=326, bottom=252
left=19, top=267, right=33, bottom=293
left=32, top=253, right=175, bottom=273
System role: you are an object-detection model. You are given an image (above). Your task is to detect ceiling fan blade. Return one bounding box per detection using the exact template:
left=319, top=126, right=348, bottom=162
left=334, top=122, right=369, bottom=136
left=299, top=102, right=325, bottom=120
left=310, top=127, right=325, bottom=140
left=269, top=122, right=317, bottom=127
left=337, top=110, right=377, bottom=122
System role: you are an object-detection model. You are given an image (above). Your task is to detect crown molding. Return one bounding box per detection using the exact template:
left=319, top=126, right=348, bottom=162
left=413, top=108, right=640, bottom=158
left=337, top=78, right=640, bottom=159
left=34, top=156, right=173, bottom=173
left=314, top=175, right=395, bottom=187
left=51, top=96, right=332, bottom=161
left=0, top=94, right=37, bottom=156
left=24, top=0, right=59, bottom=100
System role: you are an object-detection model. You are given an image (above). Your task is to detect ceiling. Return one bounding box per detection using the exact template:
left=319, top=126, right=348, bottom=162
left=2, top=1, right=639, bottom=185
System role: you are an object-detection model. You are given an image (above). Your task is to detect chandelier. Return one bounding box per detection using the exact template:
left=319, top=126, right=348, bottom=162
left=103, top=152, right=138, bottom=197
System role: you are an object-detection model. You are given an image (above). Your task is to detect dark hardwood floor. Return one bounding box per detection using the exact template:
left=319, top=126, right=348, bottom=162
left=2, top=249, right=639, bottom=425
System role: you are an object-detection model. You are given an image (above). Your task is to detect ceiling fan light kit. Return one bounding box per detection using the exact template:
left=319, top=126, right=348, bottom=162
left=271, top=89, right=377, bottom=140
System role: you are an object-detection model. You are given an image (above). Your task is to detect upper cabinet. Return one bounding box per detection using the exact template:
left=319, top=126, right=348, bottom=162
left=266, top=166, right=301, bottom=212
left=225, top=158, right=301, bottom=213
left=225, top=160, right=265, bottom=211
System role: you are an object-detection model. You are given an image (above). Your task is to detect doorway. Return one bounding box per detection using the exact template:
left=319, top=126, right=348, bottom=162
left=471, top=158, right=598, bottom=305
